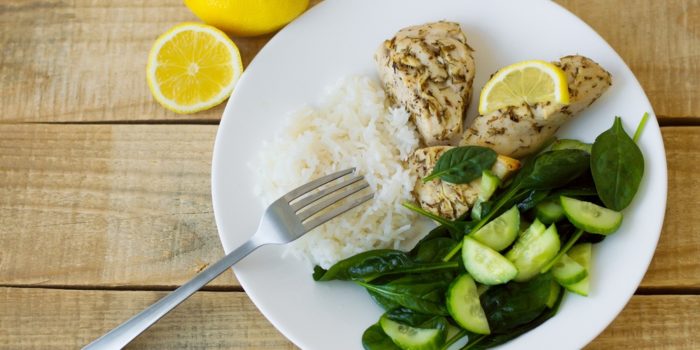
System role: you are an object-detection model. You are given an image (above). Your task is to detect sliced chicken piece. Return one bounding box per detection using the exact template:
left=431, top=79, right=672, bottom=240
left=375, top=21, right=475, bottom=146
left=460, top=55, right=612, bottom=158
left=410, top=146, right=521, bottom=220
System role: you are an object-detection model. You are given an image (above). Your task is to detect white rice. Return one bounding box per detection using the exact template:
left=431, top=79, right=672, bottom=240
left=252, top=76, right=429, bottom=268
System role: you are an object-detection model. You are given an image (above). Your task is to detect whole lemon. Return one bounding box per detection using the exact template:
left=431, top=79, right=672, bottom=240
left=184, top=0, right=309, bottom=37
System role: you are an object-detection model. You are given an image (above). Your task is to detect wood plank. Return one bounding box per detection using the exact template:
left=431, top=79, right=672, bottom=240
left=0, top=124, right=237, bottom=288
left=0, top=288, right=697, bottom=349
left=585, top=295, right=700, bottom=349
left=0, top=0, right=319, bottom=123
left=556, top=0, right=700, bottom=120
left=640, top=127, right=700, bottom=289
left=0, top=0, right=696, bottom=122
left=0, top=124, right=698, bottom=290
left=0, top=288, right=295, bottom=349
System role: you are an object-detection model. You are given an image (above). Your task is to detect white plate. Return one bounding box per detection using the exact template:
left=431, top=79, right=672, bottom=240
left=211, top=0, right=667, bottom=348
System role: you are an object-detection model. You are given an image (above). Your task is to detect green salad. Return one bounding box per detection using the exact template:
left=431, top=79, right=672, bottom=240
left=312, top=114, right=649, bottom=350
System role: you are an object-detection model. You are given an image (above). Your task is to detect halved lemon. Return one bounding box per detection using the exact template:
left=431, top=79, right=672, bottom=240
left=147, top=23, right=243, bottom=114
left=478, top=60, right=569, bottom=115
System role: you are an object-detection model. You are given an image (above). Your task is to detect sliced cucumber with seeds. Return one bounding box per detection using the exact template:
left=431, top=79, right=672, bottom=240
left=506, top=220, right=561, bottom=282
left=446, top=274, right=490, bottom=335
left=536, top=200, right=564, bottom=224
left=479, top=170, right=500, bottom=201
left=562, top=243, right=592, bottom=296
left=551, top=253, right=588, bottom=285
left=560, top=196, right=623, bottom=234
left=462, top=236, right=517, bottom=285
left=471, top=206, right=520, bottom=251
left=380, top=315, right=445, bottom=350
left=551, top=139, right=592, bottom=153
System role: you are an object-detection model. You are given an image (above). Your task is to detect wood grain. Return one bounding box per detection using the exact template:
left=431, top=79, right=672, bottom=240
left=0, top=124, right=236, bottom=288
left=0, top=124, right=698, bottom=291
left=640, top=127, right=700, bottom=290
left=557, top=0, right=700, bottom=120
left=0, top=0, right=319, bottom=123
left=0, top=287, right=697, bottom=349
left=0, top=288, right=295, bottom=350
left=585, top=295, right=700, bottom=349
left=0, top=0, right=696, bottom=122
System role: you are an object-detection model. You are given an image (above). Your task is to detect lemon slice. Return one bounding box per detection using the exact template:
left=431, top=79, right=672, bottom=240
left=147, top=23, right=243, bottom=114
left=478, top=60, right=569, bottom=115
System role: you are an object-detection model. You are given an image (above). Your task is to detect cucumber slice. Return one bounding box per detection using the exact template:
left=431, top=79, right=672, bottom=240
left=471, top=206, right=520, bottom=251
left=551, top=254, right=588, bottom=285
left=471, top=199, right=484, bottom=221
left=380, top=315, right=445, bottom=350
left=562, top=243, right=592, bottom=296
left=535, top=200, right=564, bottom=224
left=506, top=221, right=561, bottom=282
left=476, top=283, right=490, bottom=296
left=523, top=218, right=545, bottom=237
left=446, top=274, right=490, bottom=334
left=551, top=139, right=592, bottom=153
left=462, top=237, right=517, bottom=285
left=546, top=280, right=562, bottom=308
left=479, top=170, right=500, bottom=201
left=560, top=196, right=623, bottom=234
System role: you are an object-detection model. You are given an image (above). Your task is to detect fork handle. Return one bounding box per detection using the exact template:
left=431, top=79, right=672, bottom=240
left=83, top=239, right=260, bottom=350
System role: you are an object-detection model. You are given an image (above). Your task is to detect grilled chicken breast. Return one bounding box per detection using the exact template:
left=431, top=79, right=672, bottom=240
left=410, top=146, right=520, bottom=220
left=375, top=21, right=476, bottom=146
left=460, top=55, right=612, bottom=158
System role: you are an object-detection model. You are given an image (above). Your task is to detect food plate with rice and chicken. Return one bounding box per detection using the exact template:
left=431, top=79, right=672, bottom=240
left=211, top=0, right=667, bottom=349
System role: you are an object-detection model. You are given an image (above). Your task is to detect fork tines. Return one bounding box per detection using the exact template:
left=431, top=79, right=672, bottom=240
left=286, top=168, right=373, bottom=231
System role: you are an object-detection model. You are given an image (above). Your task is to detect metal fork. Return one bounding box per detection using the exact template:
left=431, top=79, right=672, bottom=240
left=83, top=168, right=373, bottom=349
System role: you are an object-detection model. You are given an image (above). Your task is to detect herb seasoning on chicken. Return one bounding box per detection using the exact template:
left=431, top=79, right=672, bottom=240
left=375, top=21, right=475, bottom=146
left=410, top=146, right=520, bottom=220
left=461, top=55, right=612, bottom=158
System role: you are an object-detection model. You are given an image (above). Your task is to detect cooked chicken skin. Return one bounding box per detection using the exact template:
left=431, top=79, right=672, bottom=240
left=460, top=55, right=612, bottom=158
left=410, top=146, right=521, bottom=220
left=375, top=21, right=476, bottom=146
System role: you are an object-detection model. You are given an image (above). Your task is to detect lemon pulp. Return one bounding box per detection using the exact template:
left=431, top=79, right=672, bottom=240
left=147, top=23, right=243, bottom=114
left=479, top=60, right=569, bottom=115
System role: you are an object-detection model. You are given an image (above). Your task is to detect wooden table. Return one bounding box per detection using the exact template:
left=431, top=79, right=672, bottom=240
left=1, top=0, right=698, bottom=348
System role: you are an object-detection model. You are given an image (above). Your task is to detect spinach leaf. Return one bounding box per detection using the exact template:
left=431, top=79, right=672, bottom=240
left=423, top=146, right=498, bottom=184
left=313, top=250, right=409, bottom=281
left=313, top=249, right=459, bottom=282
left=479, top=273, right=554, bottom=333
left=545, top=186, right=598, bottom=201
left=362, top=323, right=401, bottom=350
left=516, top=189, right=550, bottom=212
left=368, top=290, right=402, bottom=311
left=591, top=116, right=645, bottom=210
left=385, top=308, right=448, bottom=331
left=518, top=150, right=591, bottom=190
left=384, top=307, right=436, bottom=326
left=464, top=286, right=564, bottom=350
left=357, top=277, right=450, bottom=315
left=414, top=224, right=452, bottom=247
left=412, top=237, right=458, bottom=263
